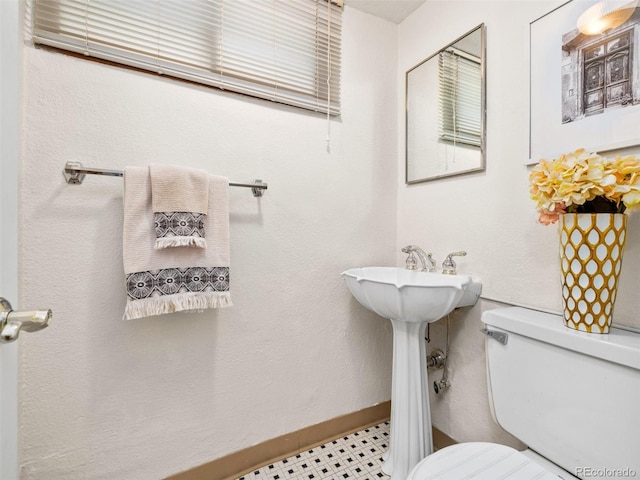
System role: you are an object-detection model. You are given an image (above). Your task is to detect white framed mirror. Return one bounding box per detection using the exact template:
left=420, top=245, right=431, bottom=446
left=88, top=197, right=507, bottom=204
left=406, top=24, right=486, bottom=184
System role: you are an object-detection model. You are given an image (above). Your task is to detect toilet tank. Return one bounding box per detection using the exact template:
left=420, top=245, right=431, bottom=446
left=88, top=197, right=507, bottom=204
left=483, top=307, right=640, bottom=479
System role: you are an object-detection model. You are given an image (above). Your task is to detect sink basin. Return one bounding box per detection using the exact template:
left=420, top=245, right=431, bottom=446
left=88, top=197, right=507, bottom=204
left=342, top=266, right=481, bottom=480
left=342, top=267, right=480, bottom=323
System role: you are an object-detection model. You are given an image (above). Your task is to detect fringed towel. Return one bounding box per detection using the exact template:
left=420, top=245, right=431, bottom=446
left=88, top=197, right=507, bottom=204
left=123, top=167, right=232, bottom=320
left=150, top=164, right=209, bottom=249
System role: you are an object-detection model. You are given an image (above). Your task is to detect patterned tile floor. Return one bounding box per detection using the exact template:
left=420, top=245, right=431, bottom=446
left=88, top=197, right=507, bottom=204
left=237, top=421, right=391, bottom=480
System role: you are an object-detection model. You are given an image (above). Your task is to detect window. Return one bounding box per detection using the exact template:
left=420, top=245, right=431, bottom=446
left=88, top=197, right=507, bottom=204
left=31, top=0, right=342, bottom=115
left=438, top=48, right=482, bottom=147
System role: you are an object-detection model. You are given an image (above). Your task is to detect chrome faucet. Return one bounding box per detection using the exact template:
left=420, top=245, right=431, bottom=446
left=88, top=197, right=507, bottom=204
left=401, top=245, right=436, bottom=272
left=442, top=251, right=467, bottom=275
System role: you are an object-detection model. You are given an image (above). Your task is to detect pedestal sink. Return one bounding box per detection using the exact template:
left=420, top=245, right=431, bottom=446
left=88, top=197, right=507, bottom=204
left=342, top=267, right=481, bottom=480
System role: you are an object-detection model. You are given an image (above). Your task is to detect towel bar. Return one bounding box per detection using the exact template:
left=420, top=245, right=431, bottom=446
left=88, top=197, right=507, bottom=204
left=62, top=161, right=268, bottom=198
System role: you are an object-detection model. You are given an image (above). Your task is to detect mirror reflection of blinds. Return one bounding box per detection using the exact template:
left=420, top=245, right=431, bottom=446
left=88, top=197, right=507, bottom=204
left=31, top=0, right=341, bottom=115
left=438, top=48, right=481, bottom=147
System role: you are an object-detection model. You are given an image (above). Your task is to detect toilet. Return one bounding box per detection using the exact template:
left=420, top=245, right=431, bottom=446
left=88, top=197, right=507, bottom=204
left=408, top=306, right=640, bottom=480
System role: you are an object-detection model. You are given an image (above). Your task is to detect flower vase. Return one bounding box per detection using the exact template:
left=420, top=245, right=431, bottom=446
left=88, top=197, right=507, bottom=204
left=559, top=213, right=627, bottom=334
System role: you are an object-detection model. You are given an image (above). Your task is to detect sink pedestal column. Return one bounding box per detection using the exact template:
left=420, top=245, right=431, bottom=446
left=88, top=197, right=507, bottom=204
left=381, top=319, right=433, bottom=480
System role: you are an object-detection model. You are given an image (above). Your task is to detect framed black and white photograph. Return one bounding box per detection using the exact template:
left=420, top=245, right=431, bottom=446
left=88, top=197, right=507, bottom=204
left=530, top=0, right=640, bottom=162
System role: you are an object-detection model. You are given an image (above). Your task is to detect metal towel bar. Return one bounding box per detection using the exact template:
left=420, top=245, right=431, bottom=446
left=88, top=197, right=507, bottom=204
left=62, top=161, right=268, bottom=197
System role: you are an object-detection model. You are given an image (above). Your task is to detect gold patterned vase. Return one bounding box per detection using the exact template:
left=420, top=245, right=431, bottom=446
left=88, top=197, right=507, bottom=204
left=559, top=213, right=627, bottom=334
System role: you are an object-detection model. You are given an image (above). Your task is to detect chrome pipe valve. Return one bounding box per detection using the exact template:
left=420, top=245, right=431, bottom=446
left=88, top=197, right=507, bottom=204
left=433, top=378, right=451, bottom=395
left=426, top=349, right=446, bottom=369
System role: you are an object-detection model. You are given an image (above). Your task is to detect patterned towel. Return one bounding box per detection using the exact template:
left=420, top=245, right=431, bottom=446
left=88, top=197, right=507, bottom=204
left=123, top=167, right=231, bottom=320
left=150, top=164, right=209, bottom=249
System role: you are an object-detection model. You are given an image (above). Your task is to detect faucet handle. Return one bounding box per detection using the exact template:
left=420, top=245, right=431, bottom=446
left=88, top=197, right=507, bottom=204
left=401, top=245, right=417, bottom=254
left=405, top=251, right=418, bottom=270
left=442, top=251, right=467, bottom=275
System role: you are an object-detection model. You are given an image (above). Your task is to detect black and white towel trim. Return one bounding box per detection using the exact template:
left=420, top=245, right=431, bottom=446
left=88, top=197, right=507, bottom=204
left=123, top=267, right=231, bottom=318
left=126, top=267, right=229, bottom=300
left=154, top=212, right=207, bottom=249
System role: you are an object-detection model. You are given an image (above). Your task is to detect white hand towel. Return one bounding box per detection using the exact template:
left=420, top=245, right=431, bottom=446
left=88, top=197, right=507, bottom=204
left=150, top=164, right=210, bottom=249
left=123, top=167, right=231, bottom=320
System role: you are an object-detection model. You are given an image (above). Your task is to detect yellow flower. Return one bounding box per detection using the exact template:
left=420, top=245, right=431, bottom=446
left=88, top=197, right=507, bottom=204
left=623, top=190, right=640, bottom=208
left=529, top=148, right=640, bottom=224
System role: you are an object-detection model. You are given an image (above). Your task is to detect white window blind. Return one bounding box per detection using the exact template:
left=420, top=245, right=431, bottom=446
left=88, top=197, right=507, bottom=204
left=438, top=48, right=481, bottom=147
left=31, top=0, right=341, bottom=115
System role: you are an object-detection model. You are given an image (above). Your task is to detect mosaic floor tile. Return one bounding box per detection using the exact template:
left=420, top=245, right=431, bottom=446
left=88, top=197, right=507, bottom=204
left=236, top=421, right=390, bottom=480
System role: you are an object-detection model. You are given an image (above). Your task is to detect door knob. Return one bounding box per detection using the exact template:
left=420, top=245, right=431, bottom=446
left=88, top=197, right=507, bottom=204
left=0, top=298, right=52, bottom=343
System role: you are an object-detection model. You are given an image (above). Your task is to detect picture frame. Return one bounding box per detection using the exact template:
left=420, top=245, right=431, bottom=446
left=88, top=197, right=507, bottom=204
left=529, top=0, right=640, bottom=163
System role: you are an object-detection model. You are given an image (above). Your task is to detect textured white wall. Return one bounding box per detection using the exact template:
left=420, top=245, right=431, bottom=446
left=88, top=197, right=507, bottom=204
left=19, top=8, right=397, bottom=479
left=398, top=0, right=640, bottom=448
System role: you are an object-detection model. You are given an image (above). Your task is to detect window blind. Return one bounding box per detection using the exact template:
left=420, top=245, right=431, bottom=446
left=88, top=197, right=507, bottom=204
left=31, top=0, right=341, bottom=115
left=438, top=48, right=481, bottom=147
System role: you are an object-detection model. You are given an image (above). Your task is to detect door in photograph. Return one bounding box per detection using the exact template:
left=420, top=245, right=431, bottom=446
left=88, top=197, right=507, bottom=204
left=583, top=33, right=631, bottom=115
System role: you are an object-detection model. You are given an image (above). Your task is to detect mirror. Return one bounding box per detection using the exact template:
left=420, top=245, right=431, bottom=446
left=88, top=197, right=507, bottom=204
left=406, top=24, right=486, bottom=184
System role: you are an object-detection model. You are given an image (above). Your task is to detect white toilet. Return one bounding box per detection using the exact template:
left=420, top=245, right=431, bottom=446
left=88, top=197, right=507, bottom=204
left=408, top=306, right=640, bottom=480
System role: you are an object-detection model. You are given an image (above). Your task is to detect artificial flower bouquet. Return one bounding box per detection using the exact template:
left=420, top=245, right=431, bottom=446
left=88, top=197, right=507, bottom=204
left=529, top=148, right=640, bottom=225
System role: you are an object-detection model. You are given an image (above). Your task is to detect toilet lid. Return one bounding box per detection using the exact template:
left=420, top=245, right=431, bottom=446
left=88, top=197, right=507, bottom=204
left=407, top=442, right=561, bottom=480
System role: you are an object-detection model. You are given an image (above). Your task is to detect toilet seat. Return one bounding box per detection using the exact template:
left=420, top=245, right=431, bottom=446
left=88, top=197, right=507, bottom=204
left=407, top=442, right=562, bottom=480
